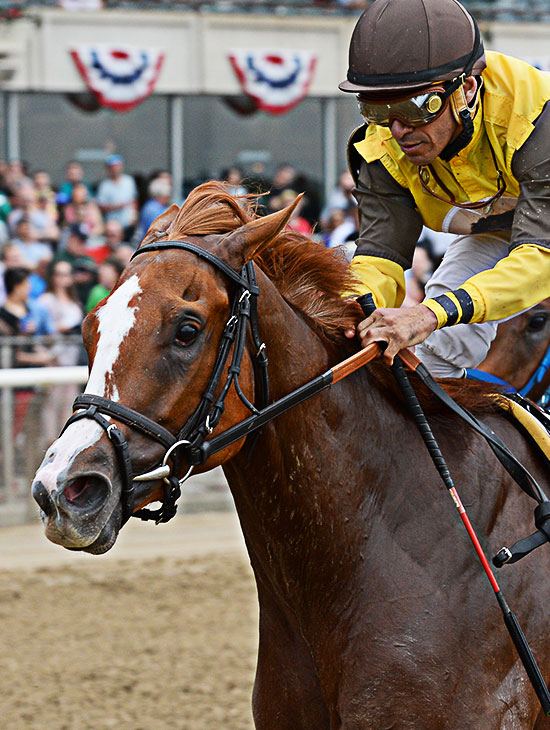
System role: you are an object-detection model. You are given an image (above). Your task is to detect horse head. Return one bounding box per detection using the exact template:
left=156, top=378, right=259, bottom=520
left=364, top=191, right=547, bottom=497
left=30, top=183, right=310, bottom=553
left=477, top=298, right=550, bottom=403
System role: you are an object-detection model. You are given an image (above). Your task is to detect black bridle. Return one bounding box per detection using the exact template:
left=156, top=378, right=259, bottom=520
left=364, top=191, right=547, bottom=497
left=62, top=240, right=269, bottom=525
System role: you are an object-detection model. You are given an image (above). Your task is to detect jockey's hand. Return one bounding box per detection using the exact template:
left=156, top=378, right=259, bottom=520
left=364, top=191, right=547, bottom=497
left=345, top=304, right=438, bottom=364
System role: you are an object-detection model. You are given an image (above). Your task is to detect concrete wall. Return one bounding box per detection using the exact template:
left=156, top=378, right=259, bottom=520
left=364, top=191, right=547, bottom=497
left=1, top=10, right=549, bottom=94
left=1, top=8, right=356, bottom=94
left=1, top=10, right=549, bottom=95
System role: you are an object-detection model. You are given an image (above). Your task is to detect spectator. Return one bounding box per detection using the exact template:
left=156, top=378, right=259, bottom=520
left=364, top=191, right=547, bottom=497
left=222, top=166, right=248, bottom=198
left=3, top=160, right=32, bottom=197
left=38, top=260, right=83, bottom=344
left=8, top=183, right=59, bottom=243
left=87, top=219, right=127, bottom=265
left=0, top=188, right=11, bottom=223
left=0, top=267, right=54, bottom=362
left=322, top=206, right=357, bottom=249
left=321, top=171, right=356, bottom=224
left=35, top=192, right=60, bottom=245
left=54, top=223, right=98, bottom=309
left=11, top=217, right=53, bottom=271
left=244, top=160, right=270, bottom=214
left=0, top=243, right=46, bottom=304
left=0, top=160, right=9, bottom=196
left=271, top=189, right=312, bottom=236
left=38, top=259, right=84, bottom=433
left=269, top=164, right=296, bottom=204
left=403, top=240, right=437, bottom=307
left=138, top=176, right=172, bottom=239
left=62, top=182, right=104, bottom=240
left=96, top=154, right=138, bottom=240
left=55, top=223, right=91, bottom=265
left=245, top=160, right=270, bottom=196
left=72, top=257, right=99, bottom=310
left=0, top=217, right=8, bottom=248
left=33, top=171, right=59, bottom=222
left=0, top=266, right=54, bottom=437
left=58, top=160, right=93, bottom=202
left=85, top=257, right=124, bottom=312
left=112, top=243, right=134, bottom=267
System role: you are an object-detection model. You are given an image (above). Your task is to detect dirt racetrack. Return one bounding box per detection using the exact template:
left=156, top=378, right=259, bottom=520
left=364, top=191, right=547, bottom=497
left=0, top=510, right=258, bottom=730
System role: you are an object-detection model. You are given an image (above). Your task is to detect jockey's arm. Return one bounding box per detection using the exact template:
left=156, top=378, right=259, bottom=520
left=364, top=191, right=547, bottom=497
left=345, top=159, right=422, bottom=307
left=423, top=105, right=550, bottom=327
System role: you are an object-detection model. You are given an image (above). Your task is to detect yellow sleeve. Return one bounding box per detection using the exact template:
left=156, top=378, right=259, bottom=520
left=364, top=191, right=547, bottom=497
left=422, top=243, right=550, bottom=328
left=461, top=243, right=550, bottom=322
left=344, top=254, right=406, bottom=308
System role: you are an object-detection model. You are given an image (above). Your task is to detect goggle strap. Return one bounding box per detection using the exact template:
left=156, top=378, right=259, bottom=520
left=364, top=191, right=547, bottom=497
left=440, top=73, right=467, bottom=103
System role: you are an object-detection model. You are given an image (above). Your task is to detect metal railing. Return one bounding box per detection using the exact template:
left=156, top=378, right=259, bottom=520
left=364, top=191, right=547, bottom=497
left=0, top=335, right=87, bottom=524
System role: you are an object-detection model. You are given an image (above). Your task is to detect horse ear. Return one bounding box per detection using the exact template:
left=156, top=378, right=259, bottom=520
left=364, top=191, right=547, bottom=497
left=139, top=204, right=181, bottom=247
left=220, top=193, right=303, bottom=269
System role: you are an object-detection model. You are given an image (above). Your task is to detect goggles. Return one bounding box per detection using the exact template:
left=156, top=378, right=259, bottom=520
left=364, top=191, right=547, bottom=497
left=357, top=86, right=451, bottom=128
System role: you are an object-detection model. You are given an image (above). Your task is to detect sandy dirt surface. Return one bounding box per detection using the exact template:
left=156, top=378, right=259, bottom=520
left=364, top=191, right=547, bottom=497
left=0, top=510, right=259, bottom=730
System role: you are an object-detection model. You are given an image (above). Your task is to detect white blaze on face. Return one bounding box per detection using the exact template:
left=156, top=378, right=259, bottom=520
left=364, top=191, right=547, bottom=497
left=86, top=274, right=143, bottom=399
left=34, top=275, right=143, bottom=494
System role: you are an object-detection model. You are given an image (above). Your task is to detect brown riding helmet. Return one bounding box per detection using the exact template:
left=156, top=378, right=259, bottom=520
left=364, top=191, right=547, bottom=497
left=339, top=0, right=486, bottom=96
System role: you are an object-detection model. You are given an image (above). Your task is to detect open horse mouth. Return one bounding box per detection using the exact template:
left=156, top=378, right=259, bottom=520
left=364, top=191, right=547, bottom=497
left=32, top=471, right=122, bottom=554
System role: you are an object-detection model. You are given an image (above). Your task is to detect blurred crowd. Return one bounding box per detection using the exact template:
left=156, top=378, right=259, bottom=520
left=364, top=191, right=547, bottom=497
left=0, top=154, right=149, bottom=370
left=0, top=155, right=448, bottom=375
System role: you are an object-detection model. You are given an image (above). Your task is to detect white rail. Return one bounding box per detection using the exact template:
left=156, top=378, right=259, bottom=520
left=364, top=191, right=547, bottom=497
left=0, top=366, right=89, bottom=515
left=0, top=366, right=88, bottom=388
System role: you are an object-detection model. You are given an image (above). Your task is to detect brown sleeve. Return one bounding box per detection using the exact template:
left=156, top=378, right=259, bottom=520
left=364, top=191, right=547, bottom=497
left=510, top=102, right=550, bottom=250
left=353, top=159, right=424, bottom=270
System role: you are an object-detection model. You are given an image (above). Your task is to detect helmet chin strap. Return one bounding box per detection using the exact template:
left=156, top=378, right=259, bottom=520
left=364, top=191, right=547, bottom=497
left=439, top=76, right=481, bottom=162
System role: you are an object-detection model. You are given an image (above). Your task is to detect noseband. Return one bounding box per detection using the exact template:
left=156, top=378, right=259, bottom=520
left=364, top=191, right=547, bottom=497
left=62, top=241, right=269, bottom=525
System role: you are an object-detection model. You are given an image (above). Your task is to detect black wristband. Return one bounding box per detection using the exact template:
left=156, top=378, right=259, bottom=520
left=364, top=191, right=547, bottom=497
left=432, top=294, right=459, bottom=326
left=453, top=289, right=475, bottom=323
left=431, top=289, right=474, bottom=327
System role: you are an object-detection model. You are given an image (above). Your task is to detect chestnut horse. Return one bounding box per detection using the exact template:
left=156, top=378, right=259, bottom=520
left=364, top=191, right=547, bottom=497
left=474, top=300, right=550, bottom=407
left=32, top=183, right=550, bottom=729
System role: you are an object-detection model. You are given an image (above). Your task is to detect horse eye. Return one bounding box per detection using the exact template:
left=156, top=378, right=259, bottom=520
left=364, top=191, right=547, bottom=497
left=176, top=323, right=199, bottom=345
left=527, top=313, right=548, bottom=332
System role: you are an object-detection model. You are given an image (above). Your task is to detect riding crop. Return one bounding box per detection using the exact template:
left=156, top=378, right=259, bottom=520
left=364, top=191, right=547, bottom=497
left=356, top=293, right=550, bottom=717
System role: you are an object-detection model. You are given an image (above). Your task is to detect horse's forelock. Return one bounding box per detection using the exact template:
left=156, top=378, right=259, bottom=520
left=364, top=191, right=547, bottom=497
left=166, top=181, right=255, bottom=239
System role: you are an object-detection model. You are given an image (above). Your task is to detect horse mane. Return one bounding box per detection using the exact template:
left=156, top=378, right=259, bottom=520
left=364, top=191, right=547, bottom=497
left=164, top=181, right=362, bottom=340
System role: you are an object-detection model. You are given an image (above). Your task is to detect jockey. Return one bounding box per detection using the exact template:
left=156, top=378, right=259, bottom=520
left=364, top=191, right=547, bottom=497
left=340, top=0, right=550, bottom=378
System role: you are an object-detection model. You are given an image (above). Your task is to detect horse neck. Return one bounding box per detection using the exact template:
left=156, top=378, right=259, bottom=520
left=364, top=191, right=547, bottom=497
left=223, top=268, right=392, bottom=571
left=250, top=266, right=340, bottom=396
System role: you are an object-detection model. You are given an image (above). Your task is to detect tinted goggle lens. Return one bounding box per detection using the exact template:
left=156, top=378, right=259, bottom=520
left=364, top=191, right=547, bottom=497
left=357, top=91, right=446, bottom=127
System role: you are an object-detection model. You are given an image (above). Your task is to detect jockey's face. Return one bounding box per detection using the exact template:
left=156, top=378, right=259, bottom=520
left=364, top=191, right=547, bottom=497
left=389, top=105, right=457, bottom=166
left=388, top=76, right=477, bottom=166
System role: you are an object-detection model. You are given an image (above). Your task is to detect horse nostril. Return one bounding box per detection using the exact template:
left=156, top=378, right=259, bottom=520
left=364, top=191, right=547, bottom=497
left=32, top=480, right=55, bottom=518
left=62, top=475, right=110, bottom=513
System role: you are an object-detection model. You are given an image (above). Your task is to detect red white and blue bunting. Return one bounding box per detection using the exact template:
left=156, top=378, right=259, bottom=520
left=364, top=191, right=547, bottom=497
left=70, top=44, right=165, bottom=113
left=229, top=49, right=317, bottom=115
